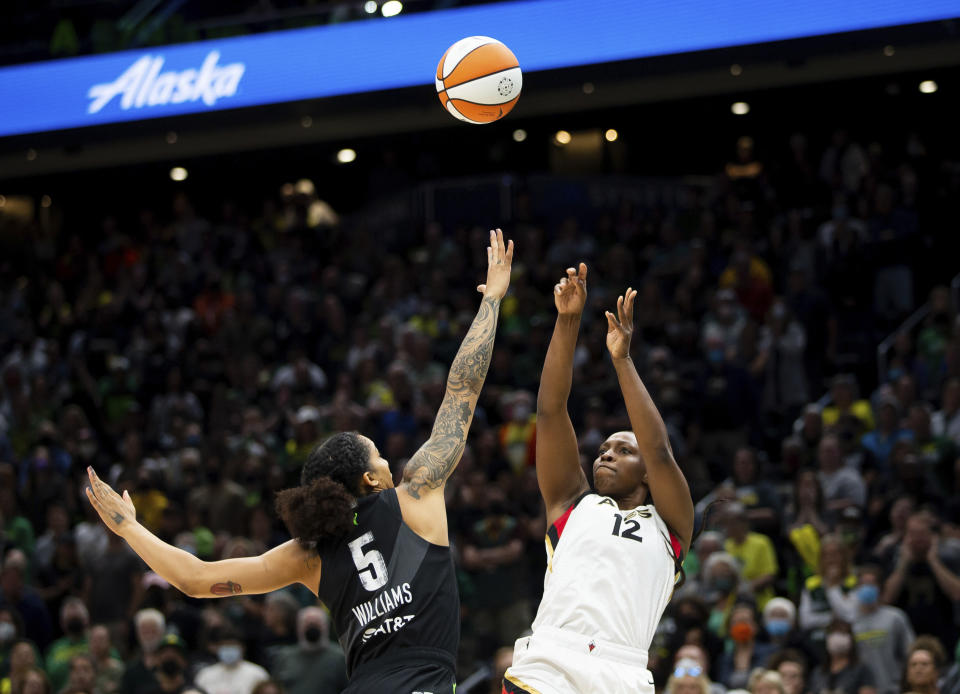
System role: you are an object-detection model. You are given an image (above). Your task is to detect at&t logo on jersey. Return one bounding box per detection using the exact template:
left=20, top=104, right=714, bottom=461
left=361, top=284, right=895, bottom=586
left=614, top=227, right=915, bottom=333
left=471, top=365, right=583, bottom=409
left=87, top=51, right=245, bottom=114
left=362, top=614, right=416, bottom=642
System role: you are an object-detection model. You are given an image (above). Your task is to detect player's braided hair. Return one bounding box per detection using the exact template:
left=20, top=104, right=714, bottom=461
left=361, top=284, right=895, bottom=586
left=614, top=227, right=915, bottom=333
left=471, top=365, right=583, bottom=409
left=275, top=431, right=371, bottom=550
left=673, top=498, right=727, bottom=589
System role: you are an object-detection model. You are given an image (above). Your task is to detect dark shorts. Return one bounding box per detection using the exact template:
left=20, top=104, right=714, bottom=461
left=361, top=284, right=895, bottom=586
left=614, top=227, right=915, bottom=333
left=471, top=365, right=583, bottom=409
left=343, top=648, right=456, bottom=694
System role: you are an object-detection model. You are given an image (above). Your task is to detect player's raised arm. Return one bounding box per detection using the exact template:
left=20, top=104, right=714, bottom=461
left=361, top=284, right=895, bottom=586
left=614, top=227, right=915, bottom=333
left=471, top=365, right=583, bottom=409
left=537, top=263, right=591, bottom=525
left=84, top=467, right=322, bottom=598
left=399, top=229, right=513, bottom=507
left=605, top=287, right=694, bottom=551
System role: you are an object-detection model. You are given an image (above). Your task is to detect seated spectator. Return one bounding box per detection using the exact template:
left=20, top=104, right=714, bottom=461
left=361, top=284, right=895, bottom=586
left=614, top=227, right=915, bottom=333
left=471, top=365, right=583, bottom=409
left=883, top=511, right=960, bottom=653
left=722, top=503, right=779, bottom=609
left=932, top=377, right=960, bottom=445
left=19, top=667, right=52, bottom=694
left=723, top=447, right=780, bottom=537
left=823, top=375, right=875, bottom=432
left=702, top=553, right=746, bottom=637
left=798, top=535, right=858, bottom=639
left=2, top=639, right=39, bottom=694
left=762, top=598, right=817, bottom=668
left=0, top=550, right=53, bottom=650
left=87, top=625, right=123, bottom=694
left=901, top=636, right=947, bottom=694
left=62, top=653, right=97, bottom=694
left=767, top=649, right=809, bottom=694
left=143, top=634, right=195, bottom=694
left=851, top=565, right=913, bottom=694
left=194, top=626, right=268, bottom=694
left=860, top=395, right=912, bottom=473
left=807, top=619, right=875, bottom=694
left=716, top=602, right=777, bottom=690
left=667, top=657, right=714, bottom=694
left=271, top=607, right=347, bottom=694
left=748, top=670, right=786, bottom=694
left=674, top=644, right=726, bottom=694
left=119, top=608, right=165, bottom=694
left=44, top=598, right=89, bottom=693
left=817, top=435, right=867, bottom=513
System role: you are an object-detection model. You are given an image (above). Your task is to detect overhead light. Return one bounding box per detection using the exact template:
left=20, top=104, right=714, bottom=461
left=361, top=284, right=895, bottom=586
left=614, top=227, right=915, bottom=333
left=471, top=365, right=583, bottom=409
left=337, top=148, right=357, bottom=163
left=919, top=80, right=938, bottom=94
left=604, top=129, right=618, bottom=142
left=40, top=195, right=52, bottom=208
left=730, top=64, right=743, bottom=76
left=165, top=131, right=178, bottom=144
left=512, top=129, right=527, bottom=142
left=582, top=82, right=595, bottom=95
left=883, top=45, right=895, bottom=57
left=169, top=167, right=188, bottom=181
left=731, top=101, right=750, bottom=115
left=364, top=1, right=378, bottom=13
left=554, top=130, right=571, bottom=145
left=26, top=149, right=37, bottom=161
left=301, top=116, right=313, bottom=128
left=381, top=0, right=402, bottom=16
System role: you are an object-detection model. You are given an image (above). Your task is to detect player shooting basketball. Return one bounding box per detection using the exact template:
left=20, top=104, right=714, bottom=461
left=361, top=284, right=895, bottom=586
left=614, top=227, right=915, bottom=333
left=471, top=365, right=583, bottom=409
left=504, top=263, right=694, bottom=694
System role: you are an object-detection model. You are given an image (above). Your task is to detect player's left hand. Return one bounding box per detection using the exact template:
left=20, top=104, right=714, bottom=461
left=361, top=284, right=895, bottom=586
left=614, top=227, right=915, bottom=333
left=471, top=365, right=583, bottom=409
left=85, top=466, right=137, bottom=537
left=605, top=287, right=637, bottom=360
left=476, top=228, right=514, bottom=300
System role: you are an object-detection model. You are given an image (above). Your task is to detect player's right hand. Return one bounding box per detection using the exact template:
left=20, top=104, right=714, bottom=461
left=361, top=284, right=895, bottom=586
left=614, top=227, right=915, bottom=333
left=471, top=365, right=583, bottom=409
left=554, top=263, right=588, bottom=316
left=85, top=466, right=137, bottom=538
left=476, top=228, right=514, bottom=300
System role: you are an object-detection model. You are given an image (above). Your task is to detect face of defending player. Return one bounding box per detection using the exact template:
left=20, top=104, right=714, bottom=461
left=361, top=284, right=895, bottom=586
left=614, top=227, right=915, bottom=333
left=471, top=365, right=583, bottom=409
left=358, top=435, right=395, bottom=493
left=593, top=431, right=649, bottom=502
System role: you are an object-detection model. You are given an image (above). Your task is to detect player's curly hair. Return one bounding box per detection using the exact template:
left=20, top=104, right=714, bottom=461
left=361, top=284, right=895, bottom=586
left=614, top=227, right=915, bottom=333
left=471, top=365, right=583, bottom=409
left=275, top=431, right=371, bottom=550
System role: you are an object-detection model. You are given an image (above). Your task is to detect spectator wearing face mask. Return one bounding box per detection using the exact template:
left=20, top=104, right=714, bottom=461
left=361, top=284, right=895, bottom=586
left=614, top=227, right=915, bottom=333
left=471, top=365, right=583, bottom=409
left=272, top=607, right=347, bottom=694
left=702, top=553, right=745, bottom=637
left=808, top=619, right=875, bottom=694
left=851, top=565, right=913, bottom=694
left=194, top=626, right=267, bottom=694
left=673, top=645, right=726, bottom=694
left=763, top=598, right=817, bottom=669
left=143, top=634, right=194, bottom=694
left=716, top=602, right=777, bottom=690
left=44, top=599, right=89, bottom=693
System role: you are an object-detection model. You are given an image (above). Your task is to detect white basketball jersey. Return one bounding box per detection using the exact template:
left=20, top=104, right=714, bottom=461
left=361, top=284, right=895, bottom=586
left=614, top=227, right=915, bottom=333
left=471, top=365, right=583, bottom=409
left=532, top=492, right=682, bottom=652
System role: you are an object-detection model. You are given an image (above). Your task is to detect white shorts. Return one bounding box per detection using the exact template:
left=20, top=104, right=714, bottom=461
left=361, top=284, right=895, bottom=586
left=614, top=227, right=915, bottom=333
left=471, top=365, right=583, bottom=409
left=503, top=626, right=655, bottom=694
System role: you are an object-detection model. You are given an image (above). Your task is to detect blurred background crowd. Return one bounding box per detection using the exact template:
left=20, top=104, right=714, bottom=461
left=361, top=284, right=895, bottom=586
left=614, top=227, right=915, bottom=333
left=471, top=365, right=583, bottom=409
left=2, top=118, right=960, bottom=694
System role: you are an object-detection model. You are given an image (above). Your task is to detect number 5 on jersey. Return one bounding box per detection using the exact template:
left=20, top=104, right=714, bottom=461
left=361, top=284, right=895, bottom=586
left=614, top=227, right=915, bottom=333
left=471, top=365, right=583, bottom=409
left=348, top=531, right=389, bottom=591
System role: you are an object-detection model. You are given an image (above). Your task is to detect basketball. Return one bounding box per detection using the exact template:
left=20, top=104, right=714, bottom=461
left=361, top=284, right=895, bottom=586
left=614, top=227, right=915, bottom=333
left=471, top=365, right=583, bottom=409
left=435, top=36, right=522, bottom=124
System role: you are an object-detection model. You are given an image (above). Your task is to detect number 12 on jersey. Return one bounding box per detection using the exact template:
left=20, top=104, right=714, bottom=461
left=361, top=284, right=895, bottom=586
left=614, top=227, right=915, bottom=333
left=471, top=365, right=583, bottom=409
left=611, top=514, right=643, bottom=543
left=348, top=531, right=389, bottom=591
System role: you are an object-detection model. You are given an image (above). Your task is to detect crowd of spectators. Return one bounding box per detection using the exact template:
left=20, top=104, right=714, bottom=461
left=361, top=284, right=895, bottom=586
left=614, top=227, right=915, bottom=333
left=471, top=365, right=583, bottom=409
left=1, top=125, right=959, bottom=694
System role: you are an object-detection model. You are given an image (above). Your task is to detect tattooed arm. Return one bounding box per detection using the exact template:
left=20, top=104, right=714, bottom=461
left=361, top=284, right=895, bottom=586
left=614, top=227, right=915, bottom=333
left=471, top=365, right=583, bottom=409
left=398, top=230, right=513, bottom=532
left=85, top=467, right=323, bottom=598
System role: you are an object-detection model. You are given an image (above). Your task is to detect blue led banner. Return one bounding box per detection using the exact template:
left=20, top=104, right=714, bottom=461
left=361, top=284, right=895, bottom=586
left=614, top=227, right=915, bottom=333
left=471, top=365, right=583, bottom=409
left=0, top=0, right=956, bottom=137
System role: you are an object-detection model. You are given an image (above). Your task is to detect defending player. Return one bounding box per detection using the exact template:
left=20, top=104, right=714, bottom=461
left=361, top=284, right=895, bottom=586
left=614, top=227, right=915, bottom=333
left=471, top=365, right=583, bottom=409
left=86, top=229, right=514, bottom=694
left=503, top=264, right=694, bottom=694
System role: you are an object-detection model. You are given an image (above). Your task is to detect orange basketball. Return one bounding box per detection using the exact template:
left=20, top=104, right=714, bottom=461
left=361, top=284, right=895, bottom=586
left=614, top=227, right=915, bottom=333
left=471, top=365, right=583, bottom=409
left=436, top=36, right=522, bottom=124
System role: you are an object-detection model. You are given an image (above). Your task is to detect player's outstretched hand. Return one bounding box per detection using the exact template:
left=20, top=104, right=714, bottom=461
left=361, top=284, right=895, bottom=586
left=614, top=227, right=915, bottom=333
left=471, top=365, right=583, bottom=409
left=476, top=228, right=514, bottom=300
left=85, top=466, right=137, bottom=537
left=605, top=286, right=637, bottom=360
left=554, top=263, right=588, bottom=316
